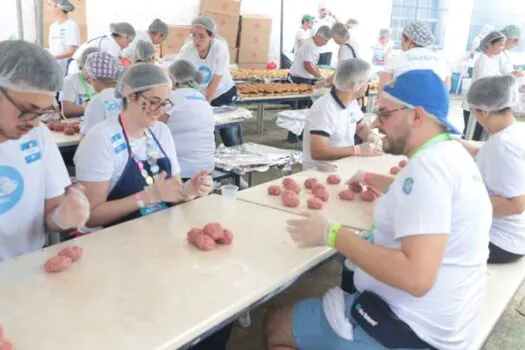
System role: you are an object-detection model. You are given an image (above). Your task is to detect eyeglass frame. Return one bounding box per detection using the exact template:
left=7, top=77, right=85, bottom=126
left=376, top=106, right=411, bottom=123
left=0, top=87, right=58, bottom=121
left=137, top=92, right=174, bottom=113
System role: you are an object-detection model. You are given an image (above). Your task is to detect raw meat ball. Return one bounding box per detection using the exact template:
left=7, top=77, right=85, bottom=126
left=360, top=190, right=376, bottom=202
left=399, top=160, right=408, bottom=168
left=317, top=163, right=338, bottom=173
left=339, top=190, right=355, bottom=201
left=44, top=255, right=72, bottom=273
left=348, top=182, right=363, bottom=193
left=282, top=177, right=297, bottom=188
left=286, top=182, right=302, bottom=194
left=187, top=228, right=203, bottom=243
left=54, top=123, right=65, bottom=132
left=312, top=183, right=326, bottom=193
left=312, top=188, right=330, bottom=202
left=203, top=223, right=224, bottom=240
left=267, top=185, right=282, bottom=196
left=57, top=246, right=83, bottom=262
left=73, top=125, right=81, bottom=133
left=390, top=166, right=401, bottom=175
left=307, top=197, right=324, bottom=210
left=304, top=178, right=319, bottom=190
left=217, top=229, right=234, bottom=245
left=194, top=234, right=216, bottom=251
left=64, top=127, right=76, bottom=135
left=327, top=175, right=342, bottom=185
left=281, top=190, right=300, bottom=208
left=0, top=341, right=13, bottom=350
left=47, top=121, right=57, bottom=131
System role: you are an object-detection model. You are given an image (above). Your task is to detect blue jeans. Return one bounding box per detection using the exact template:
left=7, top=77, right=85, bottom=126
left=211, top=86, right=242, bottom=147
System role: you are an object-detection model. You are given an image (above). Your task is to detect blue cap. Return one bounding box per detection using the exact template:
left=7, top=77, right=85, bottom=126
left=383, top=70, right=460, bottom=134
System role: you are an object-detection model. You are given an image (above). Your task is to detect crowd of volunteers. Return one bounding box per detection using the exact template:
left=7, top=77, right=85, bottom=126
left=1, top=0, right=525, bottom=349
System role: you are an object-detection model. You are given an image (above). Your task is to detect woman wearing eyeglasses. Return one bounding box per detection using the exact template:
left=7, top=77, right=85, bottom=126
left=0, top=40, right=90, bottom=262
left=74, top=63, right=213, bottom=228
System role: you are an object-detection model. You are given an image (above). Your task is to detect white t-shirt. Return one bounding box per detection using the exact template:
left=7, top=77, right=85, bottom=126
left=178, top=39, right=235, bottom=100
left=477, top=123, right=525, bottom=254
left=0, top=125, right=71, bottom=261
left=347, top=28, right=371, bottom=63
left=354, top=141, right=492, bottom=350
left=73, top=35, right=123, bottom=61
left=385, top=47, right=450, bottom=80
left=499, top=51, right=514, bottom=75
left=81, top=88, right=122, bottom=135
left=314, top=16, right=336, bottom=54
left=463, top=53, right=503, bottom=110
left=48, top=19, right=81, bottom=75
left=338, top=42, right=358, bottom=64
left=294, top=28, right=312, bottom=54
left=59, top=73, right=96, bottom=106
left=290, top=38, right=321, bottom=79
left=302, top=89, right=363, bottom=169
left=122, top=31, right=152, bottom=61
left=75, top=119, right=180, bottom=193
left=166, top=88, right=215, bottom=178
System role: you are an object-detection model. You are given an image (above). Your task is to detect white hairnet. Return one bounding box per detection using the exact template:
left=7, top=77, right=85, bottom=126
left=168, top=59, right=202, bottom=85
left=78, top=47, right=100, bottom=68
left=51, top=0, right=75, bottom=12
left=334, top=58, right=371, bottom=92
left=0, top=40, right=63, bottom=95
left=403, top=21, right=434, bottom=47
left=331, top=22, right=349, bottom=39
left=191, top=16, right=216, bottom=35
left=148, top=19, right=169, bottom=37
left=134, top=40, right=156, bottom=63
left=467, top=75, right=517, bottom=112
left=480, top=31, right=506, bottom=51
left=110, top=22, right=136, bottom=39
left=316, top=25, right=332, bottom=40
left=115, top=63, right=172, bottom=98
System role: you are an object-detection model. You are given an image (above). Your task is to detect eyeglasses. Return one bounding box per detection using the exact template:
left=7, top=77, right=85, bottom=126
left=376, top=106, right=410, bottom=122
left=0, top=87, right=58, bottom=121
left=138, top=93, right=174, bottom=113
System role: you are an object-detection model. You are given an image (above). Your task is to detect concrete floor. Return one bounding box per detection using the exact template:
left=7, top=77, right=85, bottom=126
left=221, top=97, right=525, bottom=350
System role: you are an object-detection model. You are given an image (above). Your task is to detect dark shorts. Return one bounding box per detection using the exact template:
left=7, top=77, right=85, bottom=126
left=488, top=242, right=524, bottom=264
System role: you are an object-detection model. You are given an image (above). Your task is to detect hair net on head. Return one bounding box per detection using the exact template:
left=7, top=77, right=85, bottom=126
left=169, top=59, right=202, bottom=85
left=0, top=40, right=63, bottom=95
left=334, top=58, right=371, bottom=92
left=331, top=22, right=349, bottom=39
left=316, top=25, right=332, bottom=40
left=85, top=52, right=123, bottom=82
left=191, top=16, right=217, bottom=35
left=501, top=25, right=521, bottom=40
left=148, top=19, right=169, bottom=37
left=480, top=31, right=506, bottom=51
left=110, top=22, right=136, bottom=39
left=403, top=21, right=434, bottom=47
left=115, top=63, right=172, bottom=98
left=78, top=47, right=100, bottom=68
left=135, top=40, right=156, bottom=63
left=467, top=75, right=517, bottom=112
left=51, top=0, right=75, bottom=12
left=379, top=28, right=391, bottom=38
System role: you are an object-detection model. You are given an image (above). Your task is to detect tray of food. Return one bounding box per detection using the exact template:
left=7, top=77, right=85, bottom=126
left=237, top=83, right=313, bottom=98
left=46, top=119, right=82, bottom=135
left=231, top=69, right=290, bottom=81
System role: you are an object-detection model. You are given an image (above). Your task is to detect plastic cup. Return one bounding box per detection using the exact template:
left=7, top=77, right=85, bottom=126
left=221, top=185, right=239, bottom=210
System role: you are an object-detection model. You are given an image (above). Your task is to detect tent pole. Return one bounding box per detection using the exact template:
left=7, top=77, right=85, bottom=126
left=280, top=0, right=284, bottom=67
left=16, top=0, right=24, bottom=40
left=35, top=0, right=44, bottom=46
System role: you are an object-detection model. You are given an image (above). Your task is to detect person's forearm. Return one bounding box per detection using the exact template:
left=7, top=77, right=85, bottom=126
left=205, top=76, right=222, bottom=102
left=312, top=145, right=357, bottom=161
left=335, top=228, right=428, bottom=296
left=54, top=47, right=77, bottom=60
left=491, top=195, right=525, bottom=218
left=356, top=124, right=373, bottom=141
left=378, top=72, right=392, bottom=92
left=304, top=62, right=321, bottom=78
left=454, top=137, right=481, bottom=157
left=62, top=101, right=85, bottom=118
left=87, top=192, right=143, bottom=227
left=366, top=172, right=394, bottom=193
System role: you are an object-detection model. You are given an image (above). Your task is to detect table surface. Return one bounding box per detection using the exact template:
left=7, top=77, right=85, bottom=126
left=51, top=130, right=82, bottom=148
left=0, top=195, right=333, bottom=350
left=236, top=155, right=401, bottom=231
left=238, top=88, right=328, bottom=103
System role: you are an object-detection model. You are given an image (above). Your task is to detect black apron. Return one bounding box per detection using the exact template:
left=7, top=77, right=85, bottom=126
left=105, top=117, right=172, bottom=227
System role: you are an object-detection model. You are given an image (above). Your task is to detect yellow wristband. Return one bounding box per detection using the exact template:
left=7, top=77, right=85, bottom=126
left=327, top=223, right=342, bottom=248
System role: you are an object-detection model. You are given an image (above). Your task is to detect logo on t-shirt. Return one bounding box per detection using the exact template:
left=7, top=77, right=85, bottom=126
left=0, top=166, right=24, bottom=215
left=198, top=65, right=213, bottom=85
left=20, top=139, right=41, bottom=164
left=104, top=99, right=123, bottom=113
left=402, top=177, right=414, bottom=195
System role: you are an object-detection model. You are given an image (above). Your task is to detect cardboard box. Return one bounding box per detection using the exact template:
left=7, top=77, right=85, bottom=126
left=239, top=15, right=272, bottom=50
left=203, top=11, right=239, bottom=49
left=200, top=0, right=241, bottom=17
left=229, top=47, right=238, bottom=64
left=238, top=46, right=269, bottom=64
left=238, top=63, right=268, bottom=69
left=162, top=25, right=191, bottom=56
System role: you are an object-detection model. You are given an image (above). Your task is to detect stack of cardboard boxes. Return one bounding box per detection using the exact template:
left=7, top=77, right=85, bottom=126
left=162, top=25, right=191, bottom=56
left=237, top=14, right=272, bottom=69
left=43, top=0, right=88, bottom=47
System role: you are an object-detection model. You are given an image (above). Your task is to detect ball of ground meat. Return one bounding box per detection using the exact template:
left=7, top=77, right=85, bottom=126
left=304, top=178, right=319, bottom=190
left=327, top=174, right=342, bottom=185
left=187, top=228, right=203, bottom=243
left=282, top=177, right=297, bottom=188
left=44, top=255, right=72, bottom=273
left=267, top=185, right=282, bottom=196
left=307, top=197, right=324, bottom=209
left=339, top=190, right=355, bottom=201
left=311, top=183, right=326, bottom=193
left=399, top=160, right=408, bottom=168
left=285, top=182, right=302, bottom=194
left=360, top=190, right=376, bottom=202
left=0, top=341, right=13, bottom=350
left=47, top=121, right=57, bottom=131
left=312, top=188, right=330, bottom=202
left=317, top=163, right=338, bottom=173
left=57, top=246, right=83, bottom=262
left=390, top=166, right=401, bottom=175
left=217, top=229, right=234, bottom=245
left=194, top=234, right=216, bottom=251
left=64, top=127, right=76, bottom=135
left=203, top=223, right=224, bottom=240
left=281, top=190, right=300, bottom=208
left=54, top=123, right=65, bottom=132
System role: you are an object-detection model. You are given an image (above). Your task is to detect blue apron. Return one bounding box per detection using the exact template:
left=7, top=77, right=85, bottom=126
left=105, top=117, right=172, bottom=227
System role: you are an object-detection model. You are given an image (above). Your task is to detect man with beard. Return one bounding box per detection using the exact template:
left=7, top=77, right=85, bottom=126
left=0, top=40, right=90, bottom=262
left=264, top=70, right=492, bottom=350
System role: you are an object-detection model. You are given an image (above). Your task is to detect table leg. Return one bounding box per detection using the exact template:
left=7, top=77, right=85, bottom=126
left=257, top=103, right=265, bottom=134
